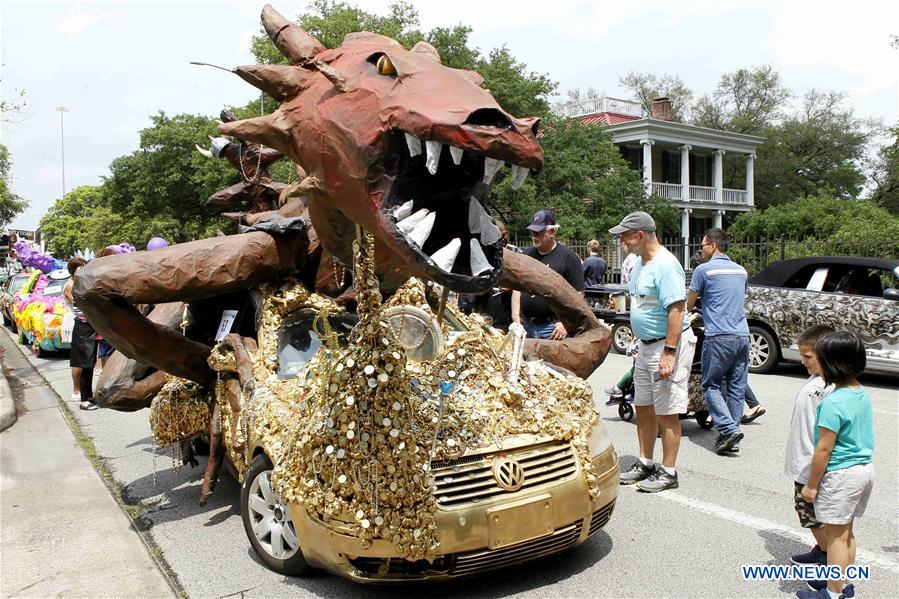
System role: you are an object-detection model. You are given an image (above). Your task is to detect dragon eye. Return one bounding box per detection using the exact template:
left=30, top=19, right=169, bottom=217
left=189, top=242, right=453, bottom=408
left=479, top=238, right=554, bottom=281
left=375, top=54, right=397, bottom=76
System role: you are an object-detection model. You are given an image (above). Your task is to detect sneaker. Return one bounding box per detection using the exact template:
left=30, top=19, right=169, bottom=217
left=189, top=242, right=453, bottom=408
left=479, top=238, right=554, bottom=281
left=604, top=385, right=623, bottom=397
left=715, top=431, right=744, bottom=455
left=79, top=400, right=99, bottom=411
left=791, top=545, right=827, bottom=566
left=605, top=396, right=621, bottom=406
left=797, top=583, right=854, bottom=599
left=636, top=468, right=679, bottom=493
left=619, top=461, right=655, bottom=485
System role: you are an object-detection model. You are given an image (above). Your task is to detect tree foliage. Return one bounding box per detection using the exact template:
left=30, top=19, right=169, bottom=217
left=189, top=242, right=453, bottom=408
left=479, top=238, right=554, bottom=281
left=869, top=125, right=899, bottom=215
left=619, top=71, right=693, bottom=122
left=491, top=118, right=678, bottom=241
left=693, top=65, right=790, bottom=135
left=0, top=144, right=29, bottom=228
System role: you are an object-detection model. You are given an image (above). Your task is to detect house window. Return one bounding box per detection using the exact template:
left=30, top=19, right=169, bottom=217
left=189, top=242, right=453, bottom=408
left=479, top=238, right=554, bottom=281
left=690, top=154, right=712, bottom=186
left=619, top=145, right=641, bottom=171
left=661, top=151, right=681, bottom=183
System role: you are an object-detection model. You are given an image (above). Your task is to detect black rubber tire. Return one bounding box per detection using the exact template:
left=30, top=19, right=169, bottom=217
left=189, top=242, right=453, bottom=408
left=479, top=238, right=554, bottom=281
left=241, top=454, right=313, bottom=577
left=35, top=346, right=50, bottom=359
left=610, top=322, right=634, bottom=355
left=2, top=313, right=10, bottom=327
left=748, top=325, right=780, bottom=374
left=618, top=401, right=634, bottom=422
left=696, top=410, right=714, bottom=430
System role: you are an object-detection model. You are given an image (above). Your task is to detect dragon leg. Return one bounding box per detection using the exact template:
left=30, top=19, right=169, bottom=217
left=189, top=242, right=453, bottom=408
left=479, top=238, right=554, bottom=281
left=74, top=229, right=309, bottom=384
left=199, top=402, right=224, bottom=506
left=499, top=248, right=611, bottom=378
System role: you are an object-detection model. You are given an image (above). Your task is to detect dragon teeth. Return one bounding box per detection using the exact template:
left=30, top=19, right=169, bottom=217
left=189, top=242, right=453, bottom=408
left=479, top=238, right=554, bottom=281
left=469, top=238, right=492, bottom=276
left=468, top=197, right=486, bottom=235
left=511, top=165, right=529, bottom=190
left=449, top=146, right=464, bottom=165
left=405, top=133, right=422, bottom=157
left=483, top=157, right=503, bottom=184
left=425, top=140, right=442, bottom=175
left=397, top=208, right=429, bottom=235
left=407, top=211, right=436, bottom=247
left=393, top=199, right=414, bottom=221
left=430, top=238, right=461, bottom=272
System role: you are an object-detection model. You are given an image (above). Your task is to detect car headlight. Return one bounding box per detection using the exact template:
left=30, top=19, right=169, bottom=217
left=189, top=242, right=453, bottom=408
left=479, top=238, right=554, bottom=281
left=588, top=419, right=612, bottom=458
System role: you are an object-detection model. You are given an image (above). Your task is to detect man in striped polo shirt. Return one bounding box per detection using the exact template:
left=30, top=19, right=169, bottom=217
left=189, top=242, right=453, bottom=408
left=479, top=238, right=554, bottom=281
left=687, top=227, right=750, bottom=455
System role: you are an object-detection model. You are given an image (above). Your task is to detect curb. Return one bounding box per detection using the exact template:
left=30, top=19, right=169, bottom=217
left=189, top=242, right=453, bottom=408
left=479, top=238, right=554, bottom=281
left=0, top=367, right=17, bottom=432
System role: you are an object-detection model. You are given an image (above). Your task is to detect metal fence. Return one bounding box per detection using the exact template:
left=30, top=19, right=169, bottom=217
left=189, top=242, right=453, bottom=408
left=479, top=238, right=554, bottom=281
left=509, top=236, right=898, bottom=284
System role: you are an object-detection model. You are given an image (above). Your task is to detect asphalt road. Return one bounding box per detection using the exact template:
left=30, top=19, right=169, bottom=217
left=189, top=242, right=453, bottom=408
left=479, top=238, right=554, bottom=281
left=5, top=329, right=898, bottom=598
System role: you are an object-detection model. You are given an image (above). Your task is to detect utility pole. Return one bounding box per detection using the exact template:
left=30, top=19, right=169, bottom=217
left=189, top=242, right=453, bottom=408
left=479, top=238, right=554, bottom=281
left=56, top=106, right=68, bottom=199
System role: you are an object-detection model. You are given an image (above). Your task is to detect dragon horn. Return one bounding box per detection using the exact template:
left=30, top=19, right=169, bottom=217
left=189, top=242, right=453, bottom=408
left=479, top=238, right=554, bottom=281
left=261, top=4, right=326, bottom=64
left=219, top=113, right=299, bottom=164
left=233, top=65, right=311, bottom=101
left=195, top=144, right=214, bottom=158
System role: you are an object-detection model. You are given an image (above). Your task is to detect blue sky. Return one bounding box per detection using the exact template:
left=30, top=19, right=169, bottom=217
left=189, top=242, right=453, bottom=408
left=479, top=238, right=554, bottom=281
left=2, top=0, right=897, bottom=230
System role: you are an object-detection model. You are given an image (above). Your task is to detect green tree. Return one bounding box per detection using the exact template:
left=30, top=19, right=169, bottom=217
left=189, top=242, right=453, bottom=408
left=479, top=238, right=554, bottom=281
left=754, top=90, right=875, bottom=207
left=99, top=112, right=236, bottom=245
left=869, top=125, right=899, bottom=215
left=693, top=65, right=790, bottom=134
left=38, top=185, right=102, bottom=256
left=491, top=118, right=677, bottom=240
left=0, top=144, right=29, bottom=228
left=620, top=71, right=693, bottom=122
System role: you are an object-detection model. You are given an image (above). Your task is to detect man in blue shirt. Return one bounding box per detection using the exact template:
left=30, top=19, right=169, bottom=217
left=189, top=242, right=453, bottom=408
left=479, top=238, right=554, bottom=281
left=687, top=227, right=749, bottom=455
left=610, top=211, right=696, bottom=493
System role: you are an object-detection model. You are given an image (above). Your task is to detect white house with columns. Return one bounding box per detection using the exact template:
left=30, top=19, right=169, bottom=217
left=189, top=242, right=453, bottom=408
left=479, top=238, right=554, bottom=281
left=561, top=96, right=765, bottom=267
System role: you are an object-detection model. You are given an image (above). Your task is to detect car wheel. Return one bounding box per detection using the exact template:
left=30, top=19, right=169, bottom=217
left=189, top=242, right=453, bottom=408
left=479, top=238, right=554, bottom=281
left=748, top=325, right=780, bottom=374
left=2, top=312, right=10, bottom=327
left=610, top=323, right=633, bottom=354
left=241, top=454, right=312, bottom=577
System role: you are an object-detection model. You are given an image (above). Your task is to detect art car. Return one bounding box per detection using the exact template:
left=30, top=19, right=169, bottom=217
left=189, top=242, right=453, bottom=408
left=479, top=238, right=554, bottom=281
left=15, top=269, right=73, bottom=356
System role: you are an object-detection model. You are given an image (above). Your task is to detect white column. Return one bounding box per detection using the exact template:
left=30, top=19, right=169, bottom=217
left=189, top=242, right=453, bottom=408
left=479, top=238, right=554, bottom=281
left=713, top=210, right=723, bottom=229
left=681, top=208, right=692, bottom=269
left=745, top=153, right=755, bottom=207
left=679, top=144, right=691, bottom=202
left=640, top=139, right=654, bottom=195
left=713, top=149, right=725, bottom=204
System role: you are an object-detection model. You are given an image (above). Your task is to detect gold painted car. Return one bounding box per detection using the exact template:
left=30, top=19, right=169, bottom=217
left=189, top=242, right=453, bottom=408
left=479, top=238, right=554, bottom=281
left=199, top=278, right=618, bottom=583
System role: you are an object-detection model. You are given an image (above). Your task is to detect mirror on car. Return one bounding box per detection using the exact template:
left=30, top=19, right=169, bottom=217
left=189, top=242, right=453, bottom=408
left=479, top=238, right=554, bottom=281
left=883, top=288, right=899, bottom=301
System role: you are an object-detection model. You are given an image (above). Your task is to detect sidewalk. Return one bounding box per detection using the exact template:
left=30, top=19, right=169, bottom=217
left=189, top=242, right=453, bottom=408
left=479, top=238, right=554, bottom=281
left=0, top=331, right=175, bottom=598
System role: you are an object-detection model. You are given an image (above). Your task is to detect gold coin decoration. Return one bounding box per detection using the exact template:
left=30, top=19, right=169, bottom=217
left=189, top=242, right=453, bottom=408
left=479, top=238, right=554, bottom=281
left=154, top=229, right=601, bottom=563
left=149, top=377, right=212, bottom=447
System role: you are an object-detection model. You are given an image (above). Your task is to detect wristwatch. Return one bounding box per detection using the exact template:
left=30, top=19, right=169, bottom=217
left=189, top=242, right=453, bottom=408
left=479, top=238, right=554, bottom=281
left=662, top=345, right=677, bottom=354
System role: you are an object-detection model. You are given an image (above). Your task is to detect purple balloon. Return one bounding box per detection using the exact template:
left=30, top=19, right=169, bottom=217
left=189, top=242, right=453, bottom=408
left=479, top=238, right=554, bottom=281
left=147, top=237, right=169, bottom=251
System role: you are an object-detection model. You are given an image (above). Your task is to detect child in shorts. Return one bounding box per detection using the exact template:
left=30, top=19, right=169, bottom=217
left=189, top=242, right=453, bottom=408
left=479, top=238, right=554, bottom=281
left=796, top=331, right=874, bottom=599
left=784, top=325, right=834, bottom=566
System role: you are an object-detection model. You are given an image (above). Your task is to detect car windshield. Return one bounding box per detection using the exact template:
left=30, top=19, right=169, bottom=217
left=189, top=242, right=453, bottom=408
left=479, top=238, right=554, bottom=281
left=277, top=309, right=359, bottom=380
left=8, top=274, right=30, bottom=294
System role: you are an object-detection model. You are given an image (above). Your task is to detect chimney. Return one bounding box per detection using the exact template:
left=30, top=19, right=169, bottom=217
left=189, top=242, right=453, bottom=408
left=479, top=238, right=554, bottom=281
left=651, top=97, right=672, bottom=121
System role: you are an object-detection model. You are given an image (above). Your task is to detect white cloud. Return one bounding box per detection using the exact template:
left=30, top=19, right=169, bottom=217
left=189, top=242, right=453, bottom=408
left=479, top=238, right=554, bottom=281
left=58, top=4, right=114, bottom=36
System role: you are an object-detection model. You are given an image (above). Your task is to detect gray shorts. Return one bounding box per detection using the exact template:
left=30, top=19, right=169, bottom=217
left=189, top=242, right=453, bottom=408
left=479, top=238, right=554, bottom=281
left=814, top=463, right=874, bottom=525
left=634, top=328, right=697, bottom=416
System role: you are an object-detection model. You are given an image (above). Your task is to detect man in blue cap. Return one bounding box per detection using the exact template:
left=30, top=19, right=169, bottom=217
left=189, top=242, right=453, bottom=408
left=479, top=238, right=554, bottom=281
left=511, top=209, right=585, bottom=339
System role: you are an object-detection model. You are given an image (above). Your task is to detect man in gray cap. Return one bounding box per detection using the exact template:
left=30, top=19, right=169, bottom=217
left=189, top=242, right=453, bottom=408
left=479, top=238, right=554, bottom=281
left=610, top=211, right=696, bottom=492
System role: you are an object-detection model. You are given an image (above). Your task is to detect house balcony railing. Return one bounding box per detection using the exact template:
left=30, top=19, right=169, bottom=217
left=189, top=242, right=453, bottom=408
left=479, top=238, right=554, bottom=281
left=651, top=182, right=749, bottom=205
left=559, top=96, right=644, bottom=119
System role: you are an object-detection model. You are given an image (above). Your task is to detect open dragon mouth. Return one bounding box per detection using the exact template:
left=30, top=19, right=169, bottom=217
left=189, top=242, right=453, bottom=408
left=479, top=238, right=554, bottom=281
left=381, top=129, right=532, bottom=292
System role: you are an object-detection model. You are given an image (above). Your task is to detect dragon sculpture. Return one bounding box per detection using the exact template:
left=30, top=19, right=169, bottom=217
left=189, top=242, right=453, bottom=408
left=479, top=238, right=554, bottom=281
left=78, top=4, right=610, bottom=416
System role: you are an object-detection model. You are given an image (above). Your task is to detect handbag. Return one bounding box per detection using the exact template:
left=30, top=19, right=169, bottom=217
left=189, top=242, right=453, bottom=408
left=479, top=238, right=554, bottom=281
left=61, top=311, right=75, bottom=344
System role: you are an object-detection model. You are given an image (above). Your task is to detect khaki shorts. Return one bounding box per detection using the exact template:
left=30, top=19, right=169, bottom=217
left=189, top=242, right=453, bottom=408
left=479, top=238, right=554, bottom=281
left=793, top=482, right=822, bottom=529
left=633, top=328, right=697, bottom=416
left=814, top=463, right=874, bottom=525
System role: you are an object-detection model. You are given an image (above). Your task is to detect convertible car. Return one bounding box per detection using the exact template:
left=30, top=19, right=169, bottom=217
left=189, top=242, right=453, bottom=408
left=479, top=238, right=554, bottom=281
left=744, top=256, right=899, bottom=375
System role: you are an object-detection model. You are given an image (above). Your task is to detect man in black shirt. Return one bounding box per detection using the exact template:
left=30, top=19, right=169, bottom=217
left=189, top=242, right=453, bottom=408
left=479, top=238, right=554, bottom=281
left=582, top=239, right=607, bottom=286
left=512, top=209, right=585, bottom=339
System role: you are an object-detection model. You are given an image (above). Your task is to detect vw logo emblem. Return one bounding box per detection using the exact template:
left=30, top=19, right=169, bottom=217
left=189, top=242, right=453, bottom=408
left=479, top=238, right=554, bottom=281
left=493, top=458, right=525, bottom=491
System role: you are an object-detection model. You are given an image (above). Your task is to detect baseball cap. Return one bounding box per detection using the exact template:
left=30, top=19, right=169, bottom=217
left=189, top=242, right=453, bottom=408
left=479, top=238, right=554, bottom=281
left=526, top=209, right=556, bottom=233
left=608, top=211, right=656, bottom=235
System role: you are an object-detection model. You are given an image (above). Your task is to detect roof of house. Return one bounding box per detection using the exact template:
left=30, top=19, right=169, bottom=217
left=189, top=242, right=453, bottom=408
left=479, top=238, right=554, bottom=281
left=579, top=112, right=641, bottom=126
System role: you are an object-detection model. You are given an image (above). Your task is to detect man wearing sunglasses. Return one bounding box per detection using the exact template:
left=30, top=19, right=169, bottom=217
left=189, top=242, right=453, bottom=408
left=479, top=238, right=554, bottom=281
left=610, top=211, right=696, bottom=493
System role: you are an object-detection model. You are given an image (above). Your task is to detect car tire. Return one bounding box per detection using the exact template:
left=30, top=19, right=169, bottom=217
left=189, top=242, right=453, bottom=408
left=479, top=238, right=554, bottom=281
left=241, top=453, right=312, bottom=577
left=610, top=323, right=634, bottom=354
left=2, top=313, right=10, bottom=327
left=748, top=325, right=780, bottom=374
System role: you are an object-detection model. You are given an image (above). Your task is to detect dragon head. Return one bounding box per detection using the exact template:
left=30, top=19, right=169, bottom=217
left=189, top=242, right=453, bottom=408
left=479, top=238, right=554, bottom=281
left=221, top=5, right=544, bottom=294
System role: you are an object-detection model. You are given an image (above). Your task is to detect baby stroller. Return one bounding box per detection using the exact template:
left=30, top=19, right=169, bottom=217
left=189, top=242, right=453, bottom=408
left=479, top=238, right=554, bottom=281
left=606, top=326, right=713, bottom=430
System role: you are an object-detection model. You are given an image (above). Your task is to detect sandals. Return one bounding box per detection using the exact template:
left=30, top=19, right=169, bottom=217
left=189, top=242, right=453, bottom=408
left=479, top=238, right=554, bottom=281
left=741, top=406, right=766, bottom=424
left=79, top=400, right=99, bottom=411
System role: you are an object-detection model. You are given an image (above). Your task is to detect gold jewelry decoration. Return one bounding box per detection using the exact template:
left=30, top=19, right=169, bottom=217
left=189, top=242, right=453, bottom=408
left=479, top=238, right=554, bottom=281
left=149, top=377, right=212, bottom=447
